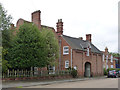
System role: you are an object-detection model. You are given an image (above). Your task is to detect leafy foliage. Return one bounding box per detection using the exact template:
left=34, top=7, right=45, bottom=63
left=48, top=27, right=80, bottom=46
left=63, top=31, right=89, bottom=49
left=9, top=23, right=59, bottom=69
left=109, top=52, right=120, bottom=57
left=0, top=3, right=12, bottom=72
left=71, top=68, right=77, bottom=78
left=40, top=28, right=59, bottom=66
left=0, top=3, right=12, bottom=31
left=103, top=68, right=108, bottom=75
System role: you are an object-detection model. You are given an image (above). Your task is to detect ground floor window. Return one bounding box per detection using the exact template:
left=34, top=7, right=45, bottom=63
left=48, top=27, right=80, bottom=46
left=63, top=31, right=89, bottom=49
left=48, top=65, right=55, bottom=74
left=111, top=65, right=113, bottom=68
left=65, top=60, right=69, bottom=68
left=106, top=65, right=108, bottom=69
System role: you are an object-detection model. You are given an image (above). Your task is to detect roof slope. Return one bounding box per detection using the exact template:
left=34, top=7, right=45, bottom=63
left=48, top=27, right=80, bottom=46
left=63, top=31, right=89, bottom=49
left=62, top=35, right=102, bottom=54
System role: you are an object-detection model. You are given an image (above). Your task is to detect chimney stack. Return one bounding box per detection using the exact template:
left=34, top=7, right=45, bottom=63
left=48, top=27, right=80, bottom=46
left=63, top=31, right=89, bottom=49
left=32, top=10, right=41, bottom=29
left=56, top=19, right=63, bottom=36
left=86, top=34, right=91, bottom=42
left=105, top=47, right=108, bottom=53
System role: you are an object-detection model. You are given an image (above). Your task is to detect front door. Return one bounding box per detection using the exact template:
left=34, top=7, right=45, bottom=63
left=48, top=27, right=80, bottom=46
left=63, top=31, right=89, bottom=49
left=85, top=62, right=91, bottom=77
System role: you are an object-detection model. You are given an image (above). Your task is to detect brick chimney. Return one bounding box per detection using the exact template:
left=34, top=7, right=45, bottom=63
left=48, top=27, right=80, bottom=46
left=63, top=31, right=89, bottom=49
left=105, top=47, right=108, bottom=53
left=56, top=19, right=63, bottom=36
left=32, top=10, right=41, bottom=29
left=86, top=34, right=91, bottom=42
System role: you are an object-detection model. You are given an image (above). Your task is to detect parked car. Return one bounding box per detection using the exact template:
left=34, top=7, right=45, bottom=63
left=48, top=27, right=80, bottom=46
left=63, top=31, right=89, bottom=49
left=107, top=70, right=118, bottom=78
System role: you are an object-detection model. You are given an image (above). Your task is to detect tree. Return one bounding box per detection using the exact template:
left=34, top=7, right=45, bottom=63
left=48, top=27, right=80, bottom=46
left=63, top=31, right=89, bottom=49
left=0, top=3, right=12, bottom=72
left=0, top=3, right=12, bottom=31
left=110, top=52, right=120, bottom=57
left=40, top=28, right=59, bottom=66
left=9, top=23, right=59, bottom=69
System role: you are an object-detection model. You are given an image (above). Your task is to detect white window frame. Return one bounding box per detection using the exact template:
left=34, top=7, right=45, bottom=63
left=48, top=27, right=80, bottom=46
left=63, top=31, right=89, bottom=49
left=86, top=48, right=89, bottom=56
left=106, top=59, right=108, bottom=63
left=103, top=64, right=105, bottom=68
left=48, top=65, right=55, bottom=74
left=111, top=65, right=113, bottom=68
left=111, top=55, right=113, bottom=62
left=106, top=55, right=108, bottom=60
left=103, top=54, right=104, bottom=62
left=63, top=46, right=69, bottom=55
left=65, top=60, right=69, bottom=68
left=106, top=65, right=108, bottom=69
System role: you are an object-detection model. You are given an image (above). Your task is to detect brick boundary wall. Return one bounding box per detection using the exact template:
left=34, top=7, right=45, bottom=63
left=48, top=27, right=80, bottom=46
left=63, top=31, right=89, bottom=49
left=2, top=75, right=72, bottom=81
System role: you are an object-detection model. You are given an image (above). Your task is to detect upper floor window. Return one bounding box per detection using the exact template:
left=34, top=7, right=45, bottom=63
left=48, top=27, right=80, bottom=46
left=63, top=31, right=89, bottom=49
left=106, top=59, right=108, bottom=63
left=103, top=54, right=104, bottom=62
left=106, top=55, right=108, bottom=60
left=111, top=55, right=113, bottom=62
left=65, top=60, right=69, bottom=68
left=63, top=46, right=69, bottom=55
left=86, top=48, right=89, bottom=56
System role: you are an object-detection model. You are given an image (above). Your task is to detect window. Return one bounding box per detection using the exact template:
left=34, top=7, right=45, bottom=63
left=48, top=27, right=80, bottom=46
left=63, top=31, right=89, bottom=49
left=106, top=65, right=108, bottom=69
left=111, top=55, right=113, bottom=62
left=65, top=60, right=69, bottom=68
left=111, top=65, right=113, bottom=68
left=63, top=46, right=69, bottom=55
left=48, top=65, right=55, bottom=74
left=103, top=54, right=104, bottom=62
left=106, top=55, right=108, bottom=60
left=106, top=59, right=108, bottom=63
left=103, top=64, right=105, bottom=68
left=86, top=48, right=89, bottom=56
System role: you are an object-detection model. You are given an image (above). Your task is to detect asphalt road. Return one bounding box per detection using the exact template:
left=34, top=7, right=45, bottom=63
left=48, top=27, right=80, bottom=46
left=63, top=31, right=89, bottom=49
left=25, top=78, right=118, bottom=88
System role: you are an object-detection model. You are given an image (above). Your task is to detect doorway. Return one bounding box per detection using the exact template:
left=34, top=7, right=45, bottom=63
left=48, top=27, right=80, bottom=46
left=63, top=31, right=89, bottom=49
left=85, top=62, right=91, bottom=77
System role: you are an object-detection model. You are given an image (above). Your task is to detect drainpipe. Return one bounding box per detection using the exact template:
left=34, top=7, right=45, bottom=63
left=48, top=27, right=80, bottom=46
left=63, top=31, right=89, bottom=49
left=71, top=49, right=73, bottom=69
left=59, top=39, right=61, bottom=71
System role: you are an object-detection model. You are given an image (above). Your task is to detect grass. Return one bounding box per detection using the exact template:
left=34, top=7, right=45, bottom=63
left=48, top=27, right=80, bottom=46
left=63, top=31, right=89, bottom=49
left=16, top=86, right=23, bottom=88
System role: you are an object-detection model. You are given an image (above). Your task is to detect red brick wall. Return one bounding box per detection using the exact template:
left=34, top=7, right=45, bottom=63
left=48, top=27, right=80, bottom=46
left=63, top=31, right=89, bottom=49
left=59, top=36, right=72, bottom=70
left=60, top=36, right=103, bottom=77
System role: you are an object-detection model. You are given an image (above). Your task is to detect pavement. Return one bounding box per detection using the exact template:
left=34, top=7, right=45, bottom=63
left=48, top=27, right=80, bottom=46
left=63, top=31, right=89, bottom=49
left=2, top=76, right=107, bottom=88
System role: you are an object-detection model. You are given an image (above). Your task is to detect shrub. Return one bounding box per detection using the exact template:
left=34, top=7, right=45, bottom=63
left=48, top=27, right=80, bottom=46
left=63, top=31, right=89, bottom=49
left=104, top=68, right=107, bottom=75
left=71, top=69, right=77, bottom=78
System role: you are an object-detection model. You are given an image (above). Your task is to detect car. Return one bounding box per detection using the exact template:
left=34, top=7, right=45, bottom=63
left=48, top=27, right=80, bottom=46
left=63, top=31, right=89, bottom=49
left=107, top=70, right=118, bottom=78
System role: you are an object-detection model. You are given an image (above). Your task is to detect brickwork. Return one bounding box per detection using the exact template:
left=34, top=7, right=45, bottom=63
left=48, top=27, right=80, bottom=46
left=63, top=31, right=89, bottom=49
left=12, top=10, right=104, bottom=77
left=103, top=47, right=116, bottom=70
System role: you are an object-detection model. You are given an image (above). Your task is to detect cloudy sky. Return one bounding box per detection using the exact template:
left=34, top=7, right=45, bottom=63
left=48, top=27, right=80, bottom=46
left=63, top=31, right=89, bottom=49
left=1, top=0, right=119, bottom=53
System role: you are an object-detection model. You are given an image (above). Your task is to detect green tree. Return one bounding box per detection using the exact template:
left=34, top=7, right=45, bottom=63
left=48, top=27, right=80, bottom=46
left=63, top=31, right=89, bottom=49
left=40, top=28, right=59, bottom=66
left=110, top=52, right=120, bottom=57
left=0, top=3, right=12, bottom=72
left=9, top=23, right=59, bottom=69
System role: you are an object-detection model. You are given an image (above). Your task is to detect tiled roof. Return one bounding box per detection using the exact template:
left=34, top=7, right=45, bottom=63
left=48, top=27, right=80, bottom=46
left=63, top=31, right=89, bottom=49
left=62, top=35, right=102, bottom=54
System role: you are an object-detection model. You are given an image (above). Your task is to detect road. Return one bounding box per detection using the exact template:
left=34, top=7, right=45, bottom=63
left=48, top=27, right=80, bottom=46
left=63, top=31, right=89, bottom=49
left=25, top=78, right=118, bottom=88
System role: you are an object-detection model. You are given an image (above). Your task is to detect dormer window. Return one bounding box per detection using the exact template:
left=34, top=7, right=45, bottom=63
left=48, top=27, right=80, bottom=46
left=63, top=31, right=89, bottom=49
left=86, top=48, right=89, bottom=56
left=63, top=46, right=69, bottom=55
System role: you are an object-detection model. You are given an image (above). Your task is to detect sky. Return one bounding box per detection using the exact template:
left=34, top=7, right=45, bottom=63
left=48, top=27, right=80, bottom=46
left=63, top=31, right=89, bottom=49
left=0, top=0, right=119, bottom=53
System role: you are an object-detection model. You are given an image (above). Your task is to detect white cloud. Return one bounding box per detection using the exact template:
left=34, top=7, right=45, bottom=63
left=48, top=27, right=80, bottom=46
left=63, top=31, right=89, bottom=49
left=1, top=0, right=119, bottom=52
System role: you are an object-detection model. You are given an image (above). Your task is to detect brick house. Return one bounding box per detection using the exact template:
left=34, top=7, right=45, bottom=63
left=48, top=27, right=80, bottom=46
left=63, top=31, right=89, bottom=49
left=56, top=19, right=103, bottom=77
left=12, top=10, right=104, bottom=77
left=102, top=47, right=117, bottom=70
